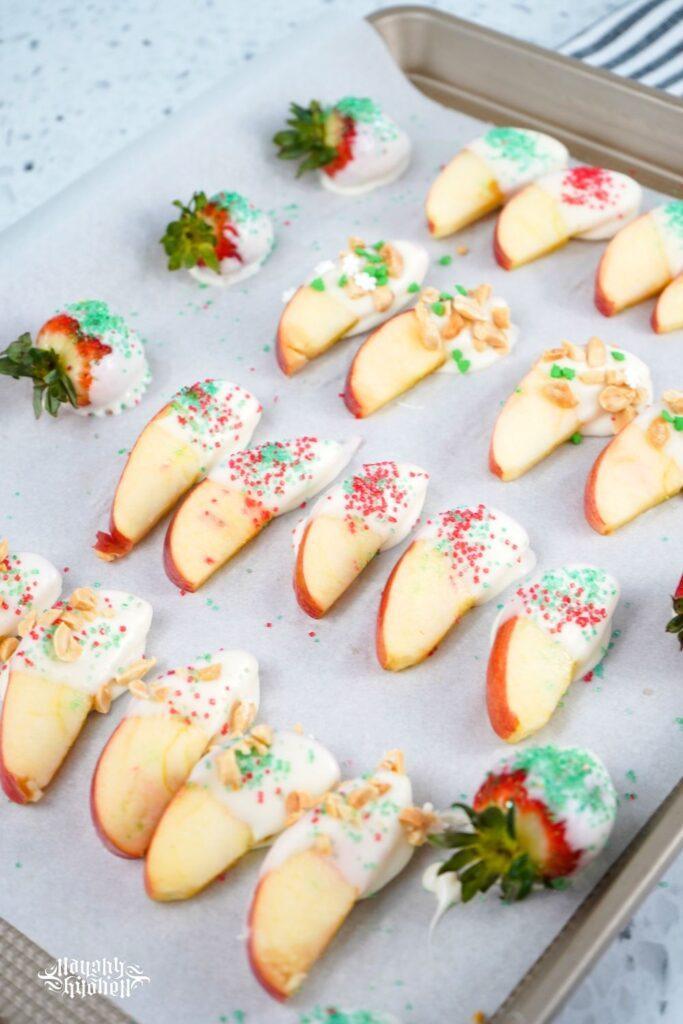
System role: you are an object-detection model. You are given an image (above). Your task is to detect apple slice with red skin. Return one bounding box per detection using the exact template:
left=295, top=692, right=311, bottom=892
left=486, top=616, right=574, bottom=742
left=494, top=184, right=569, bottom=270
left=595, top=213, right=672, bottom=317
left=585, top=415, right=683, bottom=535
left=652, top=275, right=683, bottom=334
left=277, top=286, right=358, bottom=376
left=294, top=515, right=384, bottom=618
left=343, top=310, right=445, bottom=418
left=426, top=149, right=502, bottom=238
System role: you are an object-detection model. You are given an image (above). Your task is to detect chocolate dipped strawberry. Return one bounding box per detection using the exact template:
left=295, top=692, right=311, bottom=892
left=0, top=301, right=150, bottom=418
left=667, top=573, right=683, bottom=650
left=273, top=97, right=410, bottom=195
left=160, top=191, right=274, bottom=288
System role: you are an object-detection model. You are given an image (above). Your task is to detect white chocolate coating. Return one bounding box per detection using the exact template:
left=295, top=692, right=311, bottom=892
left=260, top=769, right=414, bottom=898
left=430, top=294, right=519, bottom=375
left=536, top=167, right=642, bottom=240
left=0, top=553, right=62, bottom=637
left=493, top=564, right=620, bottom=680
left=190, top=729, right=340, bottom=843
left=467, top=127, right=568, bottom=196
left=319, top=100, right=411, bottom=196
left=209, top=436, right=360, bottom=517
left=125, top=650, right=259, bottom=741
left=293, top=461, right=429, bottom=554
left=189, top=192, right=274, bottom=288
left=7, top=590, right=153, bottom=696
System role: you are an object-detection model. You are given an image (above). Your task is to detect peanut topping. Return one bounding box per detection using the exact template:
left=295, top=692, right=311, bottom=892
left=347, top=235, right=364, bottom=252
left=471, top=283, right=492, bottom=306
left=128, top=679, right=149, bottom=700
left=457, top=245, right=469, bottom=256
left=379, top=242, right=403, bottom=278
left=452, top=296, right=487, bottom=322
left=347, top=784, right=379, bottom=810
left=344, top=278, right=368, bottom=300
left=579, top=369, right=606, bottom=385
left=415, top=299, right=442, bottom=351
left=284, top=789, right=315, bottom=826
left=0, top=539, right=8, bottom=565
left=0, top=636, right=19, bottom=662
left=93, top=682, right=112, bottom=714
left=217, top=747, right=242, bottom=790
left=605, top=368, right=625, bottom=386
left=598, top=384, right=636, bottom=413
left=544, top=381, right=579, bottom=409
left=116, top=657, right=157, bottom=688
left=663, top=389, right=683, bottom=414
left=563, top=340, right=585, bottom=362
left=69, top=587, right=98, bottom=612
left=196, top=662, right=221, bottom=682
left=399, top=806, right=440, bottom=846
left=378, top=749, right=405, bottom=775
left=151, top=685, right=170, bottom=703
left=229, top=699, right=257, bottom=736
left=371, top=285, right=394, bottom=313
left=492, top=306, right=510, bottom=329
left=38, top=608, right=61, bottom=628
left=542, top=346, right=569, bottom=362
left=251, top=723, right=273, bottom=748
left=647, top=416, right=670, bottom=449
left=52, top=622, right=83, bottom=662
left=441, top=310, right=464, bottom=341
left=586, top=336, right=607, bottom=368
left=17, top=611, right=36, bottom=638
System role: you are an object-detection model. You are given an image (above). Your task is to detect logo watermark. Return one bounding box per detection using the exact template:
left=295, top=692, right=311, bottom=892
left=38, top=957, right=150, bottom=999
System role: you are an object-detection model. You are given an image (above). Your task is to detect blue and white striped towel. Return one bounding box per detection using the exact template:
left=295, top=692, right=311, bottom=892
left=559, top=0, right=683, bottom=96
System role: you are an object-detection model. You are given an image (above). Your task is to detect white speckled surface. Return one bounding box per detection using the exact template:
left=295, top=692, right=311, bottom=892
left=1, top=1, right=681, bottom=1022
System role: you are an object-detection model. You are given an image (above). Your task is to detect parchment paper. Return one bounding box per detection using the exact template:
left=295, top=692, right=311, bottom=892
left=0, top=14, right=681, bottom=1024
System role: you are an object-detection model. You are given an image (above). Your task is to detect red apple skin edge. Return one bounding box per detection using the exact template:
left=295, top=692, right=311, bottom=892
left=375, top=548, right=410, bottom=670
left=426, top=216, right=436, bottom=236
left=594, top=252, right=617, bottom=317
left=162, top=502, right=198, bottom=593
left=650, top=307, right=662, bottom=333
left=342, top=363, right=364, bottom=419
left=0, top=710, right=29, bottom=804
left=486, top=617, right=521, bottom=741
left=246, top=881, right=289, bottom=1003
left=293, top=523, right=325, bottom=620
left=488, top=437, right=504, bottom=479
left=584, top=448, right=609, bottom=535
left=493, top=220, right=513, bottom=271
left=89, top=731, right=141, bottom=860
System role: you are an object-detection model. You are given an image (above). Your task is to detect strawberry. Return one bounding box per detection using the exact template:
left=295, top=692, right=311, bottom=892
left=429, top=746, right=616, bottom=903
left=0, top=326, right=81, bottom=417
left=160, top=192, right=242, bottom=272
left=273, top=100, right=358, bottom=178
left=666, top=573, right=683, bottom=650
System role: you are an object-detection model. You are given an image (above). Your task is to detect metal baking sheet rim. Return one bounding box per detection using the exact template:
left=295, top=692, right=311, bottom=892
left=0, top=8, right=681, bottom=1024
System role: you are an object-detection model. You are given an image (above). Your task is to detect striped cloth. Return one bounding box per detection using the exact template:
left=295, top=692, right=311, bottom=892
left=559, top=0, right=683, bottom=96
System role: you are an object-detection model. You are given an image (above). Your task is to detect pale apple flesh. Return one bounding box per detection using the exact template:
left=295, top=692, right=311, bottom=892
left=276, top=286, right=359, bottom=376
left=652, top=275, right=683, bottom=334
left=489, top=367, right=581, bottom=480
left=91, top=715, right=209, bottom=858
left=164, top=479, right=271, bottom=591
left=95, top=410, right=203, bottom=560
left=145, top=784, right=252, bottom=900
left=248, top=848, right=357, bottom=1000
left=426, top=149, right=503, bottom=238
left=0, top=671, right=92, bottom=803
left=494, top=184, right=569, bottom=270
left=343, top=310, right=445, bottom=418
left=487, top=616, right=573, bottom=742
left=377, top=540, right=475, bottom=671
left=595, top=214, right=672, bottom=316
left=585, top=419, right=683, bottom=535
left=294, top=516, right=383, bottom=618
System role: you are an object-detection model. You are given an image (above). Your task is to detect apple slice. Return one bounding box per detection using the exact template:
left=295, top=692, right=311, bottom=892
left=0, top=588, right=153, bottom=803
left=585, top=400, right=683, bottom=535
left=94, top=380, right=261, bottom=560
left=653, top=276, right=683, bottom=334
left=426, top=149, right=502, bottom=238
left=145, top=727, right=339, bottom=900
left=344, top=310, right=445, bottom=418
left=595, top=213, right=672, bottom=316
left=276, top=239, right=428, bottom=376
left=248, top=754, right=415, bottom=999
left=164, top=437, right=359, bottom=592
left=91, top=650, right=259, bottom=858
left=377, top=505, right=535, bottom=671
left=486, top=565, right=619, bottom=742
left=494, top=184, right=569, bottom=270
left=293, top=462, right=429, bottom=618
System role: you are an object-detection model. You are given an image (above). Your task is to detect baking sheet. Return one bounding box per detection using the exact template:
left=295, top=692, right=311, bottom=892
left=0, top=13, right=681, bottom=1024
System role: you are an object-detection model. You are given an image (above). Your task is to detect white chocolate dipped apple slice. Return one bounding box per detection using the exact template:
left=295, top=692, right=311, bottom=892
left=495, top=166, right=642, bottom=270
left=0, top=588, right=153, bottom=804
left=585, top=389, right=683, bottom=535
left=487, top=565, right=619, bottom=743
left=377, top=504, right=535, bottom=672
left=344, top=283, right=518, bottom=418
left=276, top=237, right=428, bottom=375
left=145, top=724, right=340, bottom=901
left=248, top=750, right=423, bottom=1001
left=94, top=380, right=262, bottom=561
left=164, top=436, right=360, bottom=592
left=426, top=126, right=568, bottom=238
left=489, top=336, right=652, bottom=482
left=0, top=541, right=61, bottom=662
left=91, top=650, right=259, bottom=858
left=596, top=201, right=683, bottom=318
left=293, top=461, right=429, bottom=619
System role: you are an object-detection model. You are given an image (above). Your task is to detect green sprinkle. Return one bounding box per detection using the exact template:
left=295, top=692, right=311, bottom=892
left=439, top=291, right=454, bottom=301
left=431, top=301, right=446, bottom=316
left=458, top=358, right=471, bottom=373
left=550, top=363, right=575, bottom=380
left=310, top=278, right=325, bottom=292
left=611, top=350, right=626, bottom=361
left=438, top=255, right=453, bottom=266
left=662, top=409, right=683, bottom=431
left=455, top=284, right=468, bottom=296
left=338, top=274, right=348, bottom=287
left=372, top=240, right=385, bottom=251
left=407, top=282, right=420, bottom=293
left=569, top=432, right=583, bottom=445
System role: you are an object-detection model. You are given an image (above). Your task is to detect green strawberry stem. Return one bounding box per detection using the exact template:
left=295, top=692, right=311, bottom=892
left=666, top=580, right=683, bottom=650
left=273, top=100, right=339, bottom=177
left=160, top=192, right=220, bottom=272
left=0, top=333, right=78, bottom=418
left=429, top=802, right=541, bottom=903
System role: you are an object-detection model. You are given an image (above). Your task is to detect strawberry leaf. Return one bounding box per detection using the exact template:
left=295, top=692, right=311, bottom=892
left=273, top=100, right=338, bottom=176
left=160, top=192, right=220, bottom=272
left=0, top=333, right=79, bottom=418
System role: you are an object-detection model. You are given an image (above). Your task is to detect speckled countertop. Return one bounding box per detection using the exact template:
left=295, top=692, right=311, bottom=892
left=1, top=1, right=682, bottom=1022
